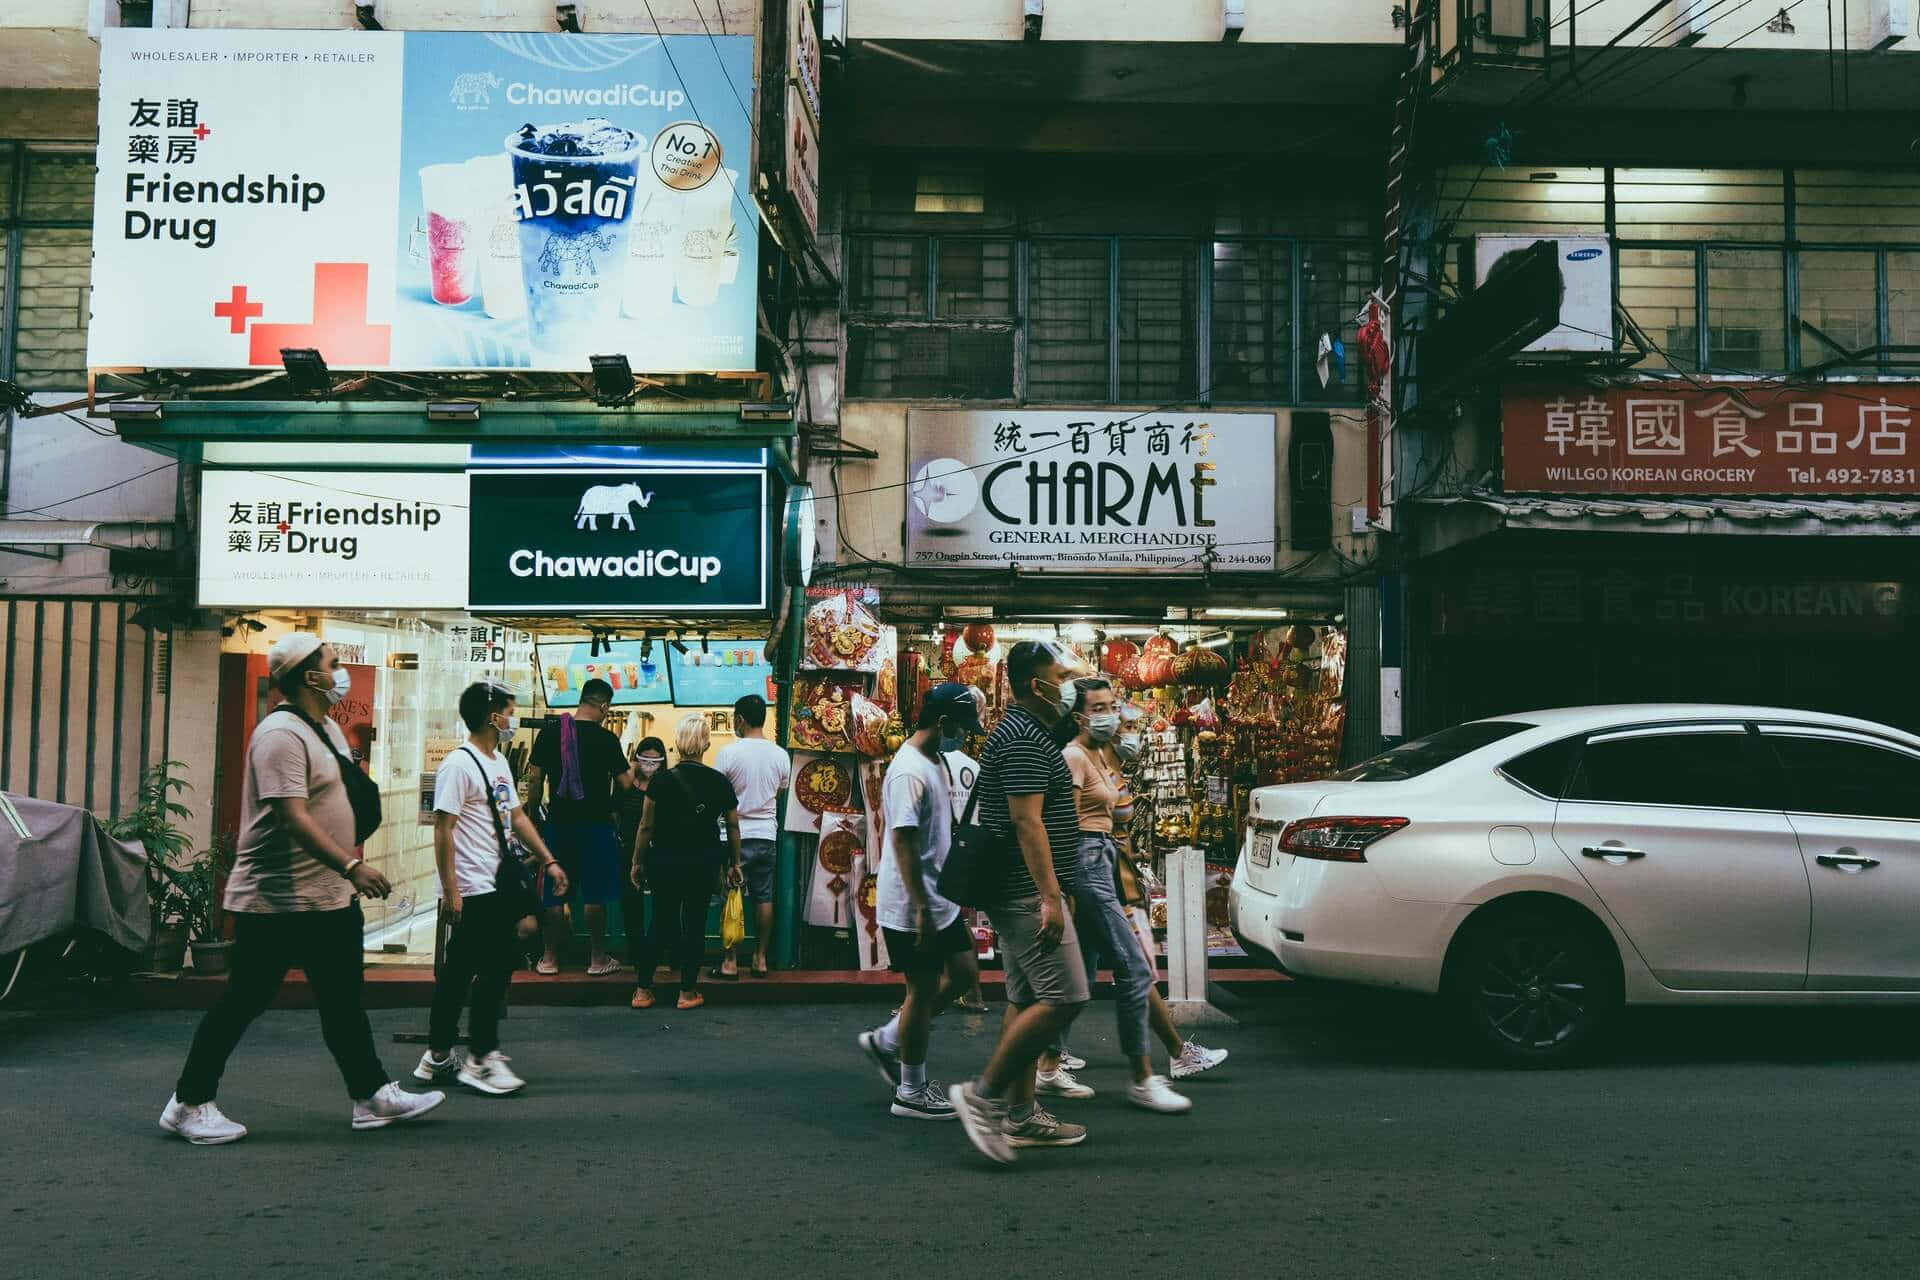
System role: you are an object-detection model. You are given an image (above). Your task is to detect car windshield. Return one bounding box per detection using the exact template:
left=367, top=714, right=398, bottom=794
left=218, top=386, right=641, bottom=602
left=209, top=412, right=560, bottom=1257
left=1333, top=721, right=1535, bottom=782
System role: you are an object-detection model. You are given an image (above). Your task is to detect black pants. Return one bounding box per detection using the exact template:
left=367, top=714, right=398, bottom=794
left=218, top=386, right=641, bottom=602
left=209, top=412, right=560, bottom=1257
left=175, top=903, right=389, bottom=1104
left=428, top=891, right=520, bottom=1058
left=635, top=858, right=716, bottom=992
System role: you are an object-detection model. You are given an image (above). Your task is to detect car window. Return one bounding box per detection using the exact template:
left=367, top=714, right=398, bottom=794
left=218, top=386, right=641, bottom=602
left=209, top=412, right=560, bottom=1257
left=1333, top=721, right=1534, bottom=782
left=1499, top=735, right=1584, bottom=799
left=1566, top=727, right=1773, bottom=810
left=1763, top=731, right=1920, bottom=821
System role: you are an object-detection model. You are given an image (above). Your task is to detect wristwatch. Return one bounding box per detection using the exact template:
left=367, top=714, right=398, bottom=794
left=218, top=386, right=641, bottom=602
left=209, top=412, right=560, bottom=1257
left=342, top=857, right=364, bottom=879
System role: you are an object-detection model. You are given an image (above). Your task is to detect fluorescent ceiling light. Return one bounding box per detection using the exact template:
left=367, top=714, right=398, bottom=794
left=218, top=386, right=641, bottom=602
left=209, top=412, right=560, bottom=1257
left=1200, top=607, right=1290, bottom=620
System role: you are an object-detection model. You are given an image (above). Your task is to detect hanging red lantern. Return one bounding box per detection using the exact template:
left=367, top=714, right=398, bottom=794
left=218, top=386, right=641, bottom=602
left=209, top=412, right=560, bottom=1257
left=1100, top=636, right=1138, bottom=677
left=1171, top=645, right=1230, bottom=688
left=961, top=623, right=996, bottom=654
left=1137, top=649, right=1177, bottom=689
left=1143, top=631, right=1176, bottom=659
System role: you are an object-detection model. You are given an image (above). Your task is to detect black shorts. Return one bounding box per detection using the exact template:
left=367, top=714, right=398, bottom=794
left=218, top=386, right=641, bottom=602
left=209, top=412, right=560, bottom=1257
left=883, top=918, right=976, bottom=975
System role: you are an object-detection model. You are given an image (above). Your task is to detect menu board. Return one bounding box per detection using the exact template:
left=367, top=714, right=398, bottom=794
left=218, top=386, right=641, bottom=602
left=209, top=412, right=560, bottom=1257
left=536, top=639, right=672, bottom=708
left=667, top=641, right=773, bottom=707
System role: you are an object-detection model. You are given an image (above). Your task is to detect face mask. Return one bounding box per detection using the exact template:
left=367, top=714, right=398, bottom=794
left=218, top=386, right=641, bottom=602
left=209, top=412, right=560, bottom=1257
left=1085, top=712, right=1120, bottom=742
left=1116, top=733, right=1141, bottom=766
left=495, top=714, right=518, bottom=738
left=312, top=667, right=351, bottom=706
left=635, top=757, right=664, bottom=776
left=1035, top=679, right=1075, bottom=719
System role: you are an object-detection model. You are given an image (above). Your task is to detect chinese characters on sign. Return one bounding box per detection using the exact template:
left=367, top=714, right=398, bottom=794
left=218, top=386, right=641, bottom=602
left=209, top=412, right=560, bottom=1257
left=906, top=410, right=1276, bottom=573
left=1504, top=386, right=1920, bottom=495
left=1434, top=569, right=1916, bottom=635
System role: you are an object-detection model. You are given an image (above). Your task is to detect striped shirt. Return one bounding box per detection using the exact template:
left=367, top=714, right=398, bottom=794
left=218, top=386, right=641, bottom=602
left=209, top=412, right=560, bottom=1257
left=977, top=704, right=1079, bottom=902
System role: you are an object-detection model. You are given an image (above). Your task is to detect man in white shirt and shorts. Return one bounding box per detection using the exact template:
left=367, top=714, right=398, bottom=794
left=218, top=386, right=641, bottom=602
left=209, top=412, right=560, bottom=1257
left=712, top=694, right=790, bottom=979
left=856, top=683, right=983, bottom=1120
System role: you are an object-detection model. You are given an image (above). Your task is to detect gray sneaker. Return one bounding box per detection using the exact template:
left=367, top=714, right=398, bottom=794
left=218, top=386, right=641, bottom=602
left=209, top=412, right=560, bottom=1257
left=890, top=1081, right=957, bottom=1121
left=857, top=1029, right=902, bottom=1090
left=948, top=1081, right=1015, bottom=1165
left=1006, top=1104, right=1088, bottom=1149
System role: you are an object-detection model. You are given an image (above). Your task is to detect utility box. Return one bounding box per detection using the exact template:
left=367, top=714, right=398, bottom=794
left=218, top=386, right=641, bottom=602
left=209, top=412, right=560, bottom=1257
left=1474, top=233, right=1612, bottom=354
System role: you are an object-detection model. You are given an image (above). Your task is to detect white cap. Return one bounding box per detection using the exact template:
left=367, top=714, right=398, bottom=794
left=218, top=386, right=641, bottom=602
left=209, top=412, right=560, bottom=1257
left=266, top=631, right=324, bottom=681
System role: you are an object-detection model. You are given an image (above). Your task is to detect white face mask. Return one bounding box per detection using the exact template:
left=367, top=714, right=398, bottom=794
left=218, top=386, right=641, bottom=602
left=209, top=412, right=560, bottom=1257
left=495, top=713, right=518, bottom=738
left=312, top=666, right=351, bottom=706
left=1085, top=712, right=1120, bottom=742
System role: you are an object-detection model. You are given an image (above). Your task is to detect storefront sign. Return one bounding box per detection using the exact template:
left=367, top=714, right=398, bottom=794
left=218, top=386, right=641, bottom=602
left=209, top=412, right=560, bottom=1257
left=467, top=468, right=767, bottom=613
left=906, top=410, right=1277, bottom=572
left=88, top=28, right=757, bottom=373
left=791, top=0, right=822, bottom=128
left=198, top=469, right=468, bottom=608
left=1504, top=385, right=1920, bottom=495
left=784, top=82, right=819, bottom=239
left=1432, top=568, right=1918, bottom=635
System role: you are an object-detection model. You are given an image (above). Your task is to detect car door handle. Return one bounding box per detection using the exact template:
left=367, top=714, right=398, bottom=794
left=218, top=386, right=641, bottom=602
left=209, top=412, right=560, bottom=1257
left=1581, top=845, right=1646, bottom=860
left=1816, top=850, right=1881, bottom=870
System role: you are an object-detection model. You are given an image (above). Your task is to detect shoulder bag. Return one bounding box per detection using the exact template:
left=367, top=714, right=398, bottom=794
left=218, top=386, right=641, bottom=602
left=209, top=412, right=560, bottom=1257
left=272, top=703, right=382, bottom=844
left=935, top=752, right=1010, bottom=910
left=459, top=745, right=541, bottom=916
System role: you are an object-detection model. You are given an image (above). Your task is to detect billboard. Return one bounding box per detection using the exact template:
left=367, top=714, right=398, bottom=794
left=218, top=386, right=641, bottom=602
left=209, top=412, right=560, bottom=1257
left=1503, top=385, right=1920, bottom=495
left=905, top=410, right=1278, bottom=572
left=89, top=28, right=757, bottom=374
left=467, top=467, right=768, bottom=613
left=536, top=638, right=673, bottom=707
left=198, top=469, right=469, bottom=607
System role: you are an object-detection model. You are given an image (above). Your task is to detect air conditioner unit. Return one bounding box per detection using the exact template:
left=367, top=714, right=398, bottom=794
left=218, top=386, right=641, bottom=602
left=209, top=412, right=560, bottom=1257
left=1870, top=0, right=1915, bottom=50
left=1473, top=234, right=1613, bottom=354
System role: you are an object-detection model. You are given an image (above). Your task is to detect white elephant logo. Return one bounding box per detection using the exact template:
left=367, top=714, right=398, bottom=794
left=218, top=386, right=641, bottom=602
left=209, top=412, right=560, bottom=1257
left=449, top=71, right=503, bottom=108
left=575, top=483, right=655, bottom=531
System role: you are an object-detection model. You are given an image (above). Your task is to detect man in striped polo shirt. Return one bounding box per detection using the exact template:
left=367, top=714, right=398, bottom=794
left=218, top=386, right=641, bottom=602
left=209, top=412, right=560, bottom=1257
left=950, top=641, right=1092, bottom=1165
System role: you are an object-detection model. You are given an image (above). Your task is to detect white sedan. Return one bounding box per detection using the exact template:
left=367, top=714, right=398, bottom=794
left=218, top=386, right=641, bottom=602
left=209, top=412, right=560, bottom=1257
left=1227, top=705, right=1920, bottom=1065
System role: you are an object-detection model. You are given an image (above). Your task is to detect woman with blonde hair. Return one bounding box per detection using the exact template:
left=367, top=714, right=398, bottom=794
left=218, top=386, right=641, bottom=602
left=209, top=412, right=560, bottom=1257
left=629, top=713, right=742, bottom=1011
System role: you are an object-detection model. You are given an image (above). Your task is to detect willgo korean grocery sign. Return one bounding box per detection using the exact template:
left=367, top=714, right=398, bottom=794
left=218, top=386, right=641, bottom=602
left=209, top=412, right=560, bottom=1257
left=89, top=28, right=756, bottom=374
left=1503, top=385, right=1919, bottom=494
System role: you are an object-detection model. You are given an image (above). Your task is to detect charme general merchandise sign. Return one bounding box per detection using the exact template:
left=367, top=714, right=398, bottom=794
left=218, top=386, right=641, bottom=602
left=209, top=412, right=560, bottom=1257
left=89, top=28, right=755, bottom=373
left=1503, top=385, right=1920, bottom=495
left=198, top=470, right=468, bottom=608
left=468, top=468, right=767, bottom=613
left=905, top=410, right=1277, bottom=572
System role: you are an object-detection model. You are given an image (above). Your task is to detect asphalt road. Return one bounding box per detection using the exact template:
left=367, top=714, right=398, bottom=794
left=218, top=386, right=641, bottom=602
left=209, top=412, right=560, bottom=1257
left=4, top=987, right=1919, bottom=1279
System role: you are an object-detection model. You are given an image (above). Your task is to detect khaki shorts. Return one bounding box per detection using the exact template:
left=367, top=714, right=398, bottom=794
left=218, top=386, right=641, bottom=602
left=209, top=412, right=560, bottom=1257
left=988, top=895, right=1091, bottom=1008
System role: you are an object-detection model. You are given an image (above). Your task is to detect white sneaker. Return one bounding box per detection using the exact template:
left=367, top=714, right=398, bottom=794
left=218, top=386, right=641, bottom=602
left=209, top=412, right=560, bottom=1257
left=890, top=1081, right=958, bottom=1121
left=412, top=1050, right=460, bottom=1083
left=457, top=1050, right=526, bottom=1096
left=1035, top=1067, right=1095, bottom=1100
left=158, top=1095, right=248, bottom=1146
left=949, top=1081, right=1015, bottom=1166
left=1058, top=1050, right=1088, bottom=1071
left=1126, top=1075, right=1193, bottom=1114
left=352, top=1082, right=447, bottom=1131
left=1170, top=1040, right=1230, bottom=1081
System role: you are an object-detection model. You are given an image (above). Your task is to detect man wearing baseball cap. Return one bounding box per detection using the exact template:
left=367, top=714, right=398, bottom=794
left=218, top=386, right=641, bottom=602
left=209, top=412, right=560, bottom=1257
left=856, top=682, right=984, bottom=1121
left=160, top=633, right=444, bottom=1144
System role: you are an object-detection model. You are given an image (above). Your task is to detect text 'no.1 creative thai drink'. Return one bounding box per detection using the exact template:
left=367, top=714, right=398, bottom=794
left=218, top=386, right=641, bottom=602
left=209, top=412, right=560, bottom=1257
left=507, top=119, right=644, bottom=367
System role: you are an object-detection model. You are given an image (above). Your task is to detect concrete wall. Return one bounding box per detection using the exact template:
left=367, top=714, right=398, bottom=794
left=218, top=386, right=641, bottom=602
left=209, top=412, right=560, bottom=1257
left=816, top=398, right=1374, bottom=570
left=846, top=0, right=1398, bottom=43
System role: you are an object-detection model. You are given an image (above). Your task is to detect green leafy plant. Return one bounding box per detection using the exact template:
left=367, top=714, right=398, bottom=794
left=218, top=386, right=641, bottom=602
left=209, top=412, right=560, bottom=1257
left=182, top=833, right=237, bottom=942
left=108, top=761, right=200, bottom=935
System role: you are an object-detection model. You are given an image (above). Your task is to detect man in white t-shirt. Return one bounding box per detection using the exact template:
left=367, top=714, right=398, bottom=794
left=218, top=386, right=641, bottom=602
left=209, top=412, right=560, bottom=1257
left=712, top=694, right=790, bottom=979
left=414, top=681, right=566, bottom=1099
left=856, top=683, right=983, bottom=1121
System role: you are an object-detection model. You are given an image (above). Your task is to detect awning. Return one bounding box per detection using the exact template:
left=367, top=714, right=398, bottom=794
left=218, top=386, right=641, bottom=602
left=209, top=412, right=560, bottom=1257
left=1411, top=488, right=1920, bottom=558
left=0, top=520, right=176, bottom=550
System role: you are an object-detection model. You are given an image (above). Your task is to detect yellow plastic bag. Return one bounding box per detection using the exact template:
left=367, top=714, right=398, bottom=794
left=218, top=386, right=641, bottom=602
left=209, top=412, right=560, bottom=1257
left=720, top=887, right=746, bottom=949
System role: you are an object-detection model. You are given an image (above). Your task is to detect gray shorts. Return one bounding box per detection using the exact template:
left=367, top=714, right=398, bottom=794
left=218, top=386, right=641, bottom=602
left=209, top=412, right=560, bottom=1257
left=988, top=895, right=1091, bottom=1008
left=739, top=839, right=778, bottom=905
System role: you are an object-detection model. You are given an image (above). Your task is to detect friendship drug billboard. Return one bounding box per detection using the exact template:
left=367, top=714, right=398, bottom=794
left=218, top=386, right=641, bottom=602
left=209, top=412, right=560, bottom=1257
left=89, top=28, right=757, bottom=373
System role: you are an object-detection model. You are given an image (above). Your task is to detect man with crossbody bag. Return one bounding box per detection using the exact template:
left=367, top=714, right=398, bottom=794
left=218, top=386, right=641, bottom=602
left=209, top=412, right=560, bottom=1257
left=415, top=681, right=567, bottom=1097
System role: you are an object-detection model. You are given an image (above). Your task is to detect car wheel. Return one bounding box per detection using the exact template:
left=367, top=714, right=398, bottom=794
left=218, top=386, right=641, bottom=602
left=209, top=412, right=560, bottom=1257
left=1452, top=910, right=1619, bottom=1068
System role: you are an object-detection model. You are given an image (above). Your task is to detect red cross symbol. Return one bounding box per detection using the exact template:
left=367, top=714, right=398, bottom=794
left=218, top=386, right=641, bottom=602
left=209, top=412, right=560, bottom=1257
left=247, top=263, right=392, bottom=366
left=192, top=122, right=211, bottom=141
left=213, top=284, right=263, bottom=334
left=275, top=522, right=290, bottom=534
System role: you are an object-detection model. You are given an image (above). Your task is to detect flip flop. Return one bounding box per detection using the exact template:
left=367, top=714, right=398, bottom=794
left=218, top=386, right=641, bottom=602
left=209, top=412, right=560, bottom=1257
left=706, top=966, right=742, bottom=982
left=533, top=958, right=559, bottom=976
left=586, top=957, right=621, bottom=977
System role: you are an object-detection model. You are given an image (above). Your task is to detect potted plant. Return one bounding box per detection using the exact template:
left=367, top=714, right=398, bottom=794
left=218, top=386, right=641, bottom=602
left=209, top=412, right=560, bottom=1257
left=186, top=834, right=236, bottom=976
left=108, top=761, right=198, bottom=973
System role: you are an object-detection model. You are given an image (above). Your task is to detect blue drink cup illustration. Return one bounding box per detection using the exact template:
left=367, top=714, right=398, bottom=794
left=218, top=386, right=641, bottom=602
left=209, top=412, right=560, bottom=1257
left=507, top=119, right=645, bottom=367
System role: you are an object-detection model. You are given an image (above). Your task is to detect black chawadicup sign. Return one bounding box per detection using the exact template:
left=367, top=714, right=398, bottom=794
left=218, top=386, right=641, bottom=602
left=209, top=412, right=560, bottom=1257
left=467, top=468, right=767, bottom=613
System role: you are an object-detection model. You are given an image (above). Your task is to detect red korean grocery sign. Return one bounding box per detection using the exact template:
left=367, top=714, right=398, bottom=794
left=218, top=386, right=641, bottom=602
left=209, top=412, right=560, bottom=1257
left=1502, top=384, right=1920, bottom=495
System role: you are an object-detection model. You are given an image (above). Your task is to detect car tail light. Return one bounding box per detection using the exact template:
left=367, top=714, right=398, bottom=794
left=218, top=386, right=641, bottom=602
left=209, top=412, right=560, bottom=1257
left=1277, top=816, right=1409, bottom=862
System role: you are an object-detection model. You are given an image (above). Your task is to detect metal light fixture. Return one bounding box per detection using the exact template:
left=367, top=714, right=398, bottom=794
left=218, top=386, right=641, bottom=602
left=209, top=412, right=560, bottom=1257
left=426, top=401, right=480, bottom=423
left=738, top=401, right=795, bottom=423
left=280, top=347, right=332, bottom=397
left=700, top=632, right=710, bottom=654
left=589, top=354, right=634, bottom=406
left=669, top=633, right=690, bottom=656
left=106, top=400, right=163, bottom=422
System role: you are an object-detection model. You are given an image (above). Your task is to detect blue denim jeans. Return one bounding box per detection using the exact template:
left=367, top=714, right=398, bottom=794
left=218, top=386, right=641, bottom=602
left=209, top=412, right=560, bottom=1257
left=1070, top=832, right=1153, bottom=1059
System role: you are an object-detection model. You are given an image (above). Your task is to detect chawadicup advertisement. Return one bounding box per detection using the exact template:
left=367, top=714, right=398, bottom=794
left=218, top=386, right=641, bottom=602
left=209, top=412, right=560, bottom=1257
left=89, top=28, right=757, bottom=373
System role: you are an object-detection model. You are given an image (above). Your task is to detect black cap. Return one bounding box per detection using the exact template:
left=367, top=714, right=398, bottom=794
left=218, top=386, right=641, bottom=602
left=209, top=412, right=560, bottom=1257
left=917, top=681, right=983, bottom=732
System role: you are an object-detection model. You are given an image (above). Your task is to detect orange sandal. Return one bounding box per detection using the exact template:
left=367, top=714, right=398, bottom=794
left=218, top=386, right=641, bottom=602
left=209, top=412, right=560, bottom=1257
left=630, top=987, right=655, bottom=1009
left=676, top=990, right=705, bottom=1011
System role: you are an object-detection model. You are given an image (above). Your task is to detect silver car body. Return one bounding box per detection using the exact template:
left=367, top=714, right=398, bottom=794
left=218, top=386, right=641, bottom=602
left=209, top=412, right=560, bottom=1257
left=1227, top=705, right=1920, bottom=1005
